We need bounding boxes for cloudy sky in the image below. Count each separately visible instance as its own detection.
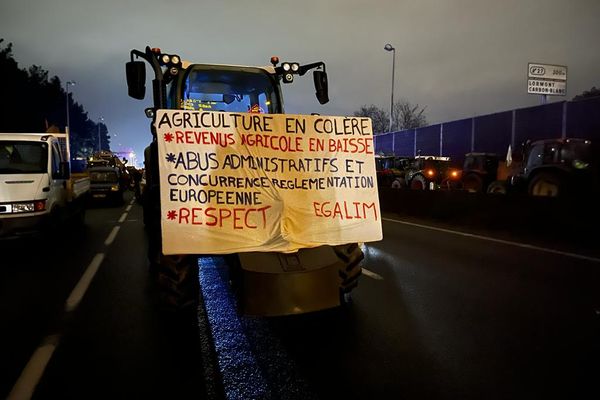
[1,0,599,165]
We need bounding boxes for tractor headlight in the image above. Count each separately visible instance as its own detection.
[291,63,299,72]
[161,54,170,64]
[171,55,180,65]
[282,63,291,72]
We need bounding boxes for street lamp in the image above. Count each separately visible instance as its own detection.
[97,116,104,152]
[65,81,76,134]
[384,43,395,132]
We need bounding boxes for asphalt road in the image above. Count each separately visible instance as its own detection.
[0,193,207,400]
[1,193,599,399]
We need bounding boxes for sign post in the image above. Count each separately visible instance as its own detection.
[527,62,567,104]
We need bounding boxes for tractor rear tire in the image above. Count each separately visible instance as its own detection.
[462,173,483,193]
[528,172,562,197]
[147,216,199,311]
[334,243,364,304]
[391,177,405,189]
[410,174,427,190]
[487,180,507,195]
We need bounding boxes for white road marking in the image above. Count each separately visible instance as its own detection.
[362,268,384,280]
[118,212,127,223]
[7,335,60,400]
[104,226,120,246]
[383,217,600,263]
[126,204,133,211]
[65,253,105,313]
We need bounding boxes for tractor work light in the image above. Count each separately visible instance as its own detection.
[171,55,180,65]
[284,73,294,83]
[291,63,299,72]
[169,67,179,75]
[161,54,171,64]
[282,63,291,72]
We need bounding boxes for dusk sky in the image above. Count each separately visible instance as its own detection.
[1,0,599,166]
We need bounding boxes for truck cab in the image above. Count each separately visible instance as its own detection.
[0,133,89,239]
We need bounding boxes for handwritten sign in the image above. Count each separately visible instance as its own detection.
[156,110,383,254]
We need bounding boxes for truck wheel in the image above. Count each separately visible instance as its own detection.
[487,180,507,194]
[334,243,364,304]
[528,172,561,197]
[410,174,427,190]
[462,173,483,192]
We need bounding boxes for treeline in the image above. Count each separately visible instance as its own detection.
[0,39,109,157]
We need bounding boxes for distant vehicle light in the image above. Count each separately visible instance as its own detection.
[451,170,459,178]
[111,185,120,191]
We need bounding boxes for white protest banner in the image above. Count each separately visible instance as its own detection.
[155,110,383,254]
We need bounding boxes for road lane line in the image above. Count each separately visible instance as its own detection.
[104,226,120,246]
[126,204,133,211]
[7,335,61,400]
[65,253,105,313]
[118,212,127,223]
[362,268,384,280]
[383,217,600,263]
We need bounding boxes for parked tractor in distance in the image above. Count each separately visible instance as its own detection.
[460,153,501,193]
[487,138,597,197]
[404,156,461,190]
[375,155,410,188]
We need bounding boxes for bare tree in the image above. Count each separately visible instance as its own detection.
[353,104,389,134]
[353,101,428,134]
[392,100,427,131]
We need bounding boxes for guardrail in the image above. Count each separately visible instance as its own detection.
[378,188,599,248]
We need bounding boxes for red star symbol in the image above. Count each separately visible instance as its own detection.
[164,133,174,142]
[167,210,177,220]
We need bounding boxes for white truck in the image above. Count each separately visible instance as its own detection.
[0,133,90,239]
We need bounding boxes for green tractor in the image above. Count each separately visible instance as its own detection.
[126,46,364,316]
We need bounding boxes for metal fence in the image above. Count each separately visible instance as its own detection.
[374,97,600,165]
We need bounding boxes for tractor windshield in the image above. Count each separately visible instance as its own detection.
[172,65,281,114]
[561,141,592,164]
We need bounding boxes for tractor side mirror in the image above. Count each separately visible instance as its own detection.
[126,61,146,100]
[313,70,329,104]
